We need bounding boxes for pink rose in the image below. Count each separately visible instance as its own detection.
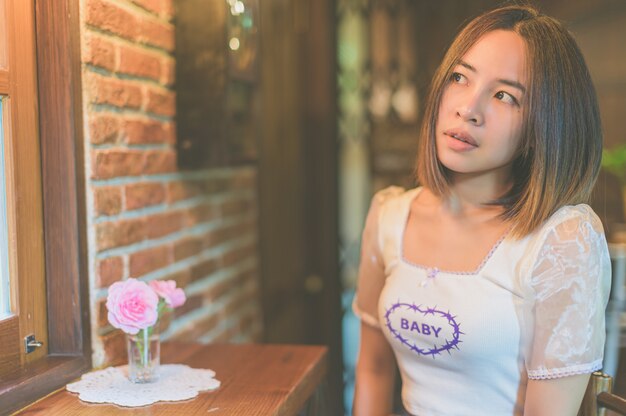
[149,280,186,308]
[106,279,159,335]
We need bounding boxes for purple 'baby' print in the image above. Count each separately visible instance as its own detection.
[385,302,463,358]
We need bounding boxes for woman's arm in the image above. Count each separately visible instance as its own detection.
[523,209,610,415]
[353,187,404,415]
[523,374,590,416]
[353,322,397,416]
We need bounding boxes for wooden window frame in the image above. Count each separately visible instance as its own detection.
[0,0,90,413]
[0,0,49,379]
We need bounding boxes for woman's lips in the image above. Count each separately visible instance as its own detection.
[443,129,478,147]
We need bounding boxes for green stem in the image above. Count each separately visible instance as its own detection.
[143,327,148,367]
[134,330,144,367]
[134,302,167,369]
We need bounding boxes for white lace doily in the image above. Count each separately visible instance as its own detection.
[66,364,220,407]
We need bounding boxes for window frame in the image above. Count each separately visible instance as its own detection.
[0,0,90,412]
[0,0,49,375]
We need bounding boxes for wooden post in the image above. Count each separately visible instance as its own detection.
[579,371,613,416]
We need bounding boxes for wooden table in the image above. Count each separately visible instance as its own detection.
[17,343,328,415]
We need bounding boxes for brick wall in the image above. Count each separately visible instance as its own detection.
[80,0,263,367]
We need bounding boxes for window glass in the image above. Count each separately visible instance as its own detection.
[0,97,10,318]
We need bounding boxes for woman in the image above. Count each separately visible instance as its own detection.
[352,5,611,415]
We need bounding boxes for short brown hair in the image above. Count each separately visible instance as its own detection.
[415,4,602,238]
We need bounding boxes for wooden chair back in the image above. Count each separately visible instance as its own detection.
[579,371,626,416]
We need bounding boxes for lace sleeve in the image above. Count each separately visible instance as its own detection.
[352,187,404,329]
[526,206,611,379]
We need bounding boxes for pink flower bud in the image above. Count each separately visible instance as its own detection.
[149,279,186,308]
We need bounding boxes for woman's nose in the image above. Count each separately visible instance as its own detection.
[456,98,484,126]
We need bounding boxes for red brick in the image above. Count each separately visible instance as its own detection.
[250,326,263,342]
[179,177,226,197]
[131,0,163,15]
[244,275,260,297]
[230,169,257,189]
[213,325,240,343]
[123,118,173,144]
[221,284,258,318]
[96,257,124,288]
[129,245,171,277]
[144,87,175,117]
[184,204,215,226]
[220,198,252,216]
[101,329,127,366]
[89,113,122,144]
[190,258,219,282]
[174,294,202,318]
[176,314,219,342]
[174,237,203,261]
[216,223,240,241]
[82,33,116,71]
[238,312,255,333]
[139,19,174,51]
[144,211,183,239]
[228,220,257,239]
[85,0,140,42]
[93,186,122,216]
[91,149,145,179]
[241,269,260,287]
[157,308,172,333]
[164,122,175,144]
[162,0,174,20]
[208,177,230,193]
[143,149,177,174]
[204,276,235,301]
[86,72,142,109]
[125,182,166,210]
[202,227,229,249]
[96,218,145,251]
[167,180,205,203]
[237,307,262,340]
[97,299,109,328]
[118,44,161,81]
[191,315,220,339]
[202,179,226,193]
[222,243,258,267]
[162,268,192,289]
[160,57,175,86]
[220,177,235,191]
[233,269,254,289]
[206,224,237,246]
[234,270,257,290]
[207,220,255,247]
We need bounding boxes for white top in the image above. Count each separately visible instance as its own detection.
[353,187,611,416]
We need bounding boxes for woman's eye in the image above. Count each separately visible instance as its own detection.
[495,91,519,106]
[451,72,467,84]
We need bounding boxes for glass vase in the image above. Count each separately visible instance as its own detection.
[127,326,160,383]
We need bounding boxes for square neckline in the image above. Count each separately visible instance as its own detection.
[398,187,510,276]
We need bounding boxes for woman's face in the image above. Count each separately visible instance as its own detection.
[436,30,527,183]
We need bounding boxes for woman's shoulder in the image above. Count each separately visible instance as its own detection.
[517,204,606,271]
[540,203,605,236]
[371,186,421,211]
[521,203,608,272]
